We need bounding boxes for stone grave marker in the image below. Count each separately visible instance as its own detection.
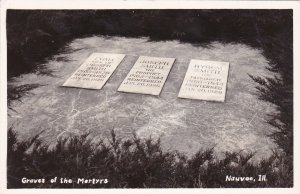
[118,56,175,95]
[178,59,230,102]
[62,53,125,89]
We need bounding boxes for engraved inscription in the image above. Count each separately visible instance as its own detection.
[62,53,125,89]
[178,60,230,102]
[118,56,175,95]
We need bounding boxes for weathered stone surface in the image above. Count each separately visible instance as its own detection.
[178,60,229,102]
[8,36,278,161]
[118,56,175,95]
[63,53,125,89]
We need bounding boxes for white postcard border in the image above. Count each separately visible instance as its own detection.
[1,1,299,194]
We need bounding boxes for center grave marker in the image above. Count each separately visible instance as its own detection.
[118,56,175,95]
[178,59,230,102]
[62,53,125,89]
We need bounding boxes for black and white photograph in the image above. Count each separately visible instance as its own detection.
[1,0,299,192]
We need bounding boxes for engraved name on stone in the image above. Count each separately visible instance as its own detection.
[178,59,230,102]
[118,56,175,95]
[62,53,125,89]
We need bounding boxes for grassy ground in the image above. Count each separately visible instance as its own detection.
[6,10,293,188]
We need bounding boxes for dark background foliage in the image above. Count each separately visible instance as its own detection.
[7,10,292,78]
[6,9,293,188]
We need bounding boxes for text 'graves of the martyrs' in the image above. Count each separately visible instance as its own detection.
[62,53,125,89]
[178,59,230,102]
[118,56,175,95]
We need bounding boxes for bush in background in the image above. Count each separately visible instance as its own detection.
[6,10,292,77]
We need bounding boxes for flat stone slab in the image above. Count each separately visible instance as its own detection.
[62,53,125,89]
[178,60,229,102]
[8,36,278,161]
[118,56,175,95]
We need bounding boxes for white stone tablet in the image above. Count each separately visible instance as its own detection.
[118,56,175,96]
[62,53,125,89]
[178,60,230,102]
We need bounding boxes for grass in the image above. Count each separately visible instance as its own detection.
[7,128,293,188]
